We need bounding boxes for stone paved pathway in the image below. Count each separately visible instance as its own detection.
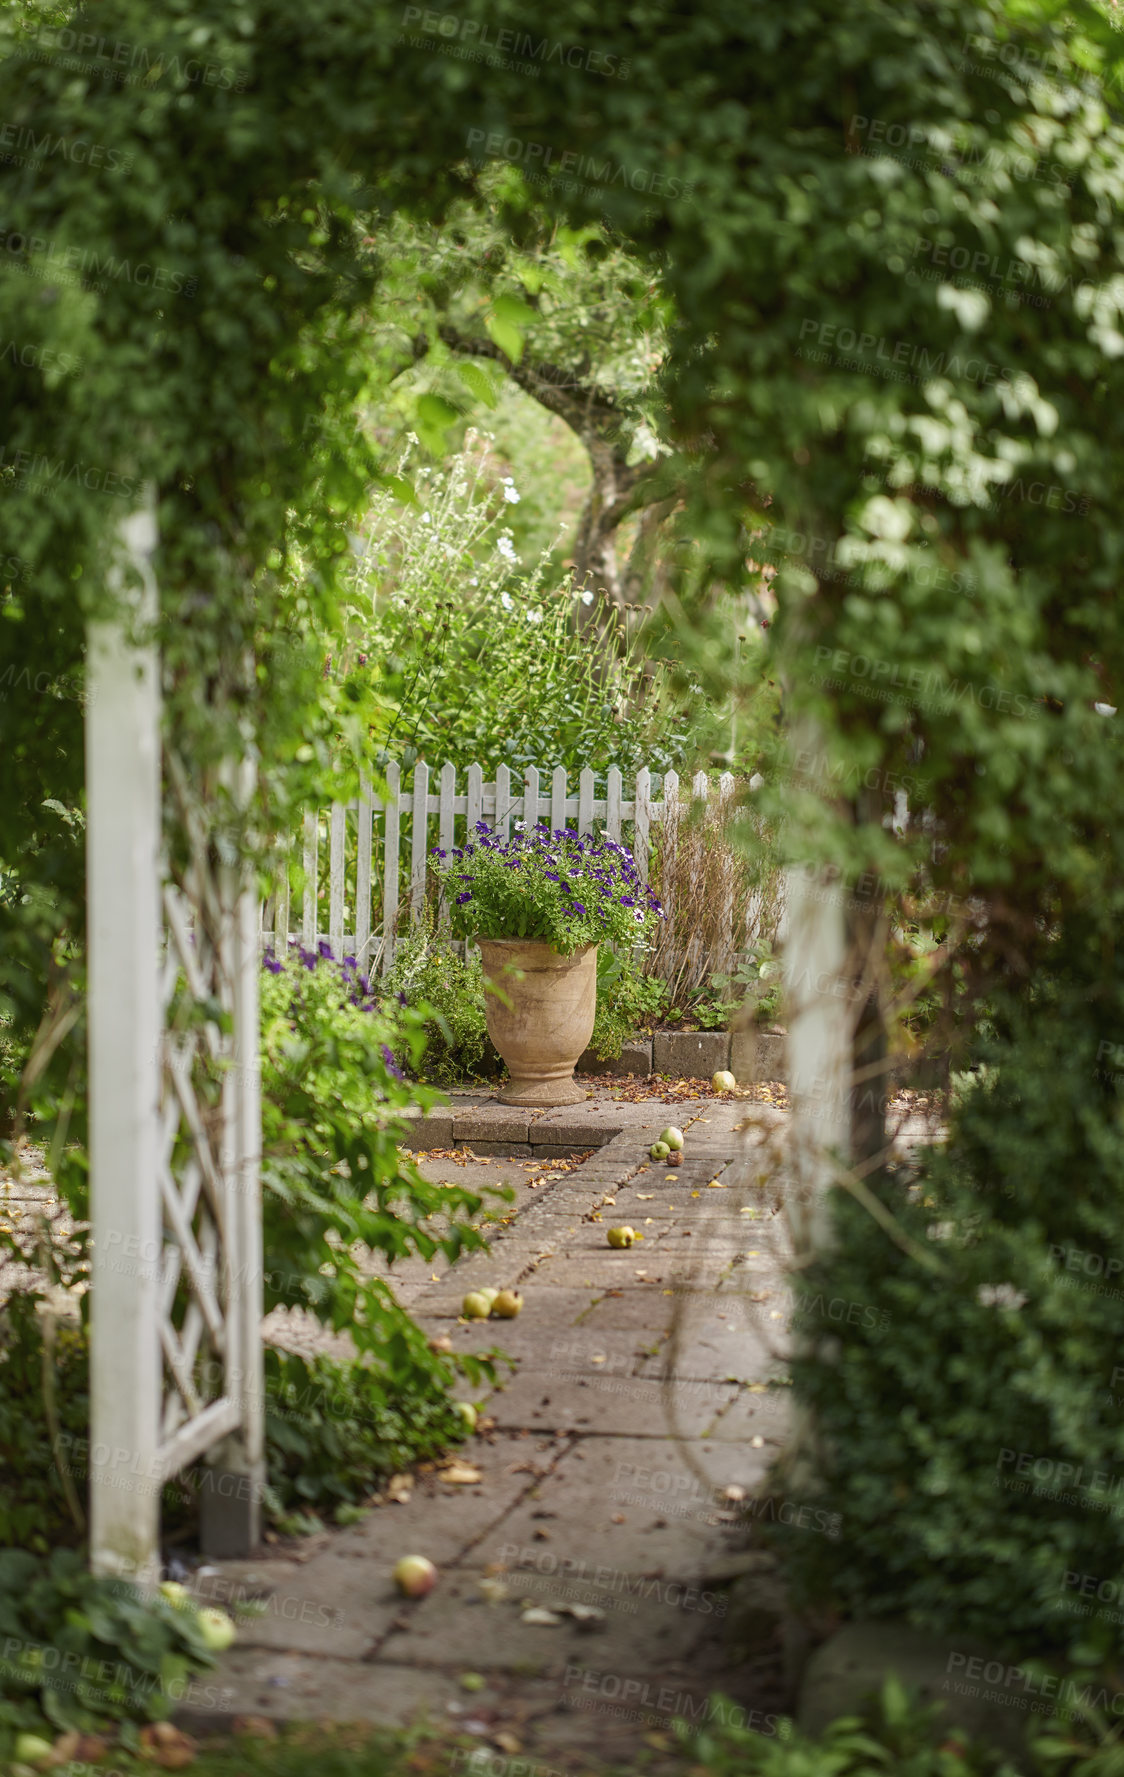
[183,1093,803,1767]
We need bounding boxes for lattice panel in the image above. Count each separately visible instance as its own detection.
[155,755,248,1471]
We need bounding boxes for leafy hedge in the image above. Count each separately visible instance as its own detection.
[771,918,1124,1658]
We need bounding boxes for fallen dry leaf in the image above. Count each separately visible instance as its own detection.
[139,1722,197,1768]
[386,1474,414,1503]
[440,1462,483,1485]
[493,1730,523,1754]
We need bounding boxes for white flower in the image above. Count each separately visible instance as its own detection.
[525,607,543,624]
[514,819,525,831]
[496,533,518,563]
[500,592,513,611]
[502,478,520,504]
[421,511,432,525]
[580,589,595,606]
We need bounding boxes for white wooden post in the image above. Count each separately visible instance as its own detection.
[606,765,622,842]
[524,765,539,832]
[551,765,567,834]
[201,751,264,1555]
[301,810,318,947]
[784,861,851,1256]
[494,764,512,841]
[356,774,373,965]
[329,801,346,957]
[467,761,484,839]
[410,760,430,925]
[634,766,651,884]
[438,761,456,854]
[578,766,595,835]
[86,496,162,1589]
[382,761,401,971]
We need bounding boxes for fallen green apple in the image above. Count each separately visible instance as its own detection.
[455,1401,478,1432]
[607,1226,637,1248]
[196,1606,236,1652]
[491,1289,523,1318]
[712,1070,736,1092]
[659,1126,685,1151]
[13,1735,54,1768]
[649,1141,670,1161]
[393,1554,438,1597]
[462,1291,492,1319]
[159,1580,190,1608]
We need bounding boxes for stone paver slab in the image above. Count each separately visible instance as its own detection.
[470,1434,766,1577]
[483,1367,739,1440]
[379,1563,714,1676]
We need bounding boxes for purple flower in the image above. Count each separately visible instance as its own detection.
[381,1043,405,1081]
[318,940,334,960]
[432,847,448,858]
[544,870,559,881]
[397,989,407,1007]
[263,955,283,975]
[456,890,473,904]
[571,902,587,915]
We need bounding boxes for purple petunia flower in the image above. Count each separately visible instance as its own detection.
[456,890,473,904]
[263,955,283,975]
[318,939,333,960]
[381,1043,405,1081]
[571,902,587,915]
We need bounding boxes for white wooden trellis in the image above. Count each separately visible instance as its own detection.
[85,499,263,1588]
[268,762,750,972]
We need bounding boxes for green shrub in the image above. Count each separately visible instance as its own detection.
[262,1346,467,1529]
[259,945,509,1424]
[381,914,491,1083]
[0,1549,218,1757]
[0,1296,88,1554]
[770,920,1124,1659]
[589,945,666,1061]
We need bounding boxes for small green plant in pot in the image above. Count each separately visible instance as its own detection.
[434,821,665,1105]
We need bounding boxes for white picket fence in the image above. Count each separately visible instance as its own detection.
[264,761,738,972]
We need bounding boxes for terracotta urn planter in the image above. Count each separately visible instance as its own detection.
[478,937,597,1106]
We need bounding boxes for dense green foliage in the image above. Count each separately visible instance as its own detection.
[381,913,494,1083]
[262,1346,468,1529]
[772,917,1124,1656]
[679,1675,1124,1777]
[0,1549,218,1755]
[0,1297,88,1554]
[341,442,684,777]
[259,945,507,1396]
